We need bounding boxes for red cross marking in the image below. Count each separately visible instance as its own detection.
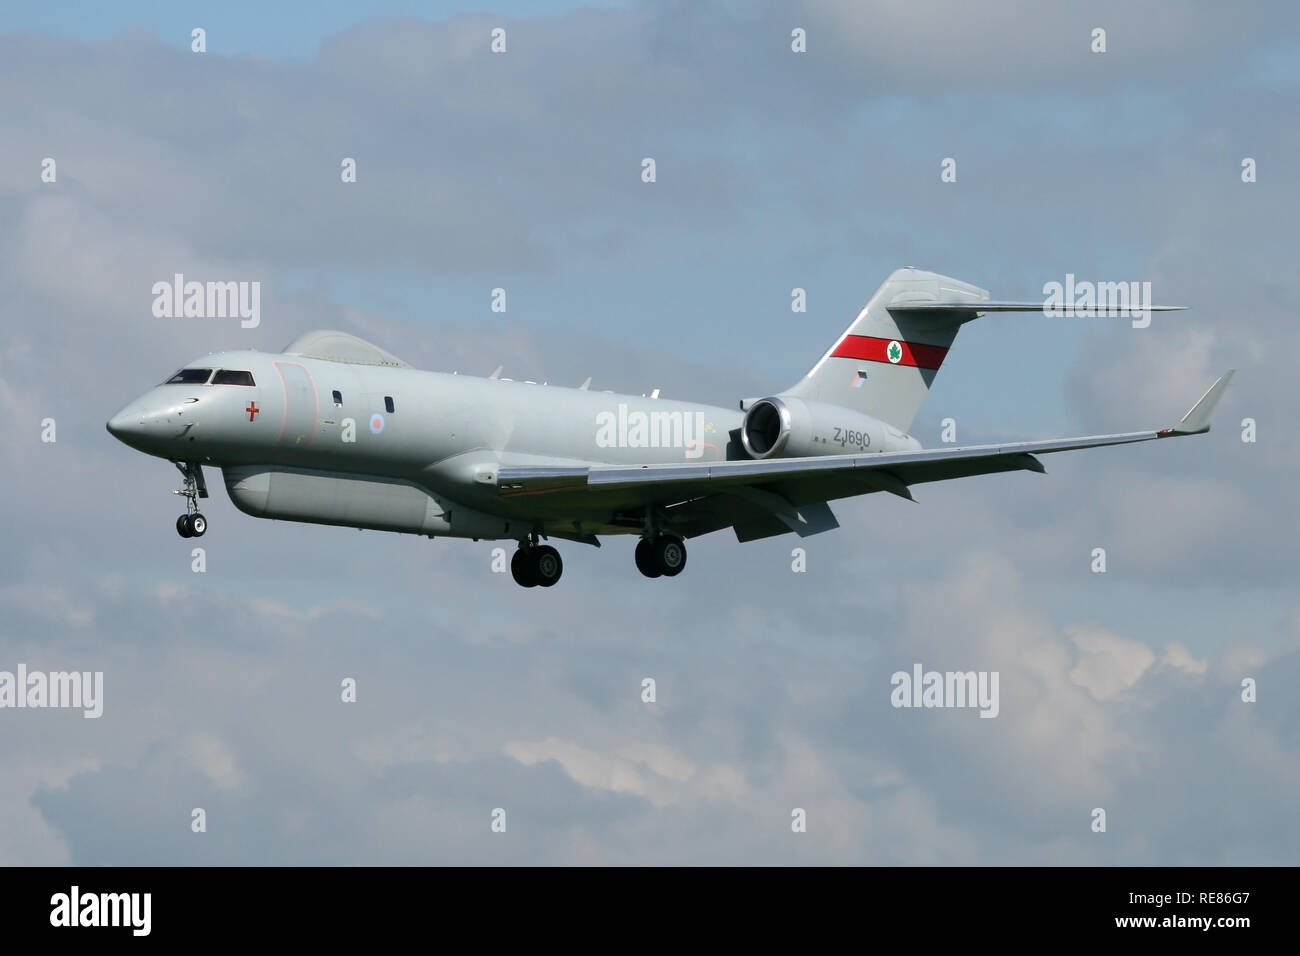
[246,402,260,422]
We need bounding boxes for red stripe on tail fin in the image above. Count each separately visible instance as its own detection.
[830,335,949,371]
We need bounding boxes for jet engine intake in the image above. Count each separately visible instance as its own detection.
[741,396,905,459]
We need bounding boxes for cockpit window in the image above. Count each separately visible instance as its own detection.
[212,369,256,386]
[164,368,213,385]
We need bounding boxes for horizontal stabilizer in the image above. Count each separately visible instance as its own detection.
[889,301,1186,316]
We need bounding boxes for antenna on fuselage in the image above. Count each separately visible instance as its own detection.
[488,365,503,380]
[578,377,592,390]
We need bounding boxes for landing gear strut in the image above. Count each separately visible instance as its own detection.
[511,534,562,587]
[172,461,209,538]
[635,535,686,578]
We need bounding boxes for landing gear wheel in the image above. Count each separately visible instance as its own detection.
[171,463,209,540]
[635,539,662,578]
[511,548,539,587]
[532,545,563,587]
[654,536,687,577]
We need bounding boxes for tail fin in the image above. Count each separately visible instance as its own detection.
[781,267,987,432]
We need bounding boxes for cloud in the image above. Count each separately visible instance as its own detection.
[1068,625,1156,701]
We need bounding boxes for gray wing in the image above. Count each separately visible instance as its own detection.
[499,371,1233,540]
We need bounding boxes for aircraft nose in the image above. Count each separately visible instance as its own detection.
[106,404,145,442]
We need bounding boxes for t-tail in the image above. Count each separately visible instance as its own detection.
[780,266,1184,432]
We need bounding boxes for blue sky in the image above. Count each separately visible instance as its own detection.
[11,1,631,59]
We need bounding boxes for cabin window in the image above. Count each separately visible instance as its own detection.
[212,369,256,386]
[384,396,395,413]
[164,368,213,385]
[332,390,343,406]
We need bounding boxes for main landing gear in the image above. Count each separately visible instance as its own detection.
[635,535,687,578]
[511,534,563,588]
[172,461,209,538]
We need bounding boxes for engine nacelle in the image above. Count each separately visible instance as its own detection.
[740,396,912,459]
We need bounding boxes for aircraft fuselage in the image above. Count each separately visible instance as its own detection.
[107,349,777,541]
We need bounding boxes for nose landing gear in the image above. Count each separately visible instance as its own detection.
[176,513,207,538]
[172,461,209,538]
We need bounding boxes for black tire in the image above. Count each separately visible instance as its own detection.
[654,536,687,577]
[511,548,538,587]
[189,513,207,537]
[177,514,193,538]
[635,538,662,578]
[532,545,563,587]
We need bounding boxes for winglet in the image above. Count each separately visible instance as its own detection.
[1167,370,1235,435]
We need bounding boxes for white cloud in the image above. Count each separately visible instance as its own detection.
[1068,625,1156,701]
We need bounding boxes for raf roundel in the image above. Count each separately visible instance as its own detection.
[886,340,904,364]
[369,413,385,434]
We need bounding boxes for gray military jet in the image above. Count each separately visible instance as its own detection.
[107,268,1232,587]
